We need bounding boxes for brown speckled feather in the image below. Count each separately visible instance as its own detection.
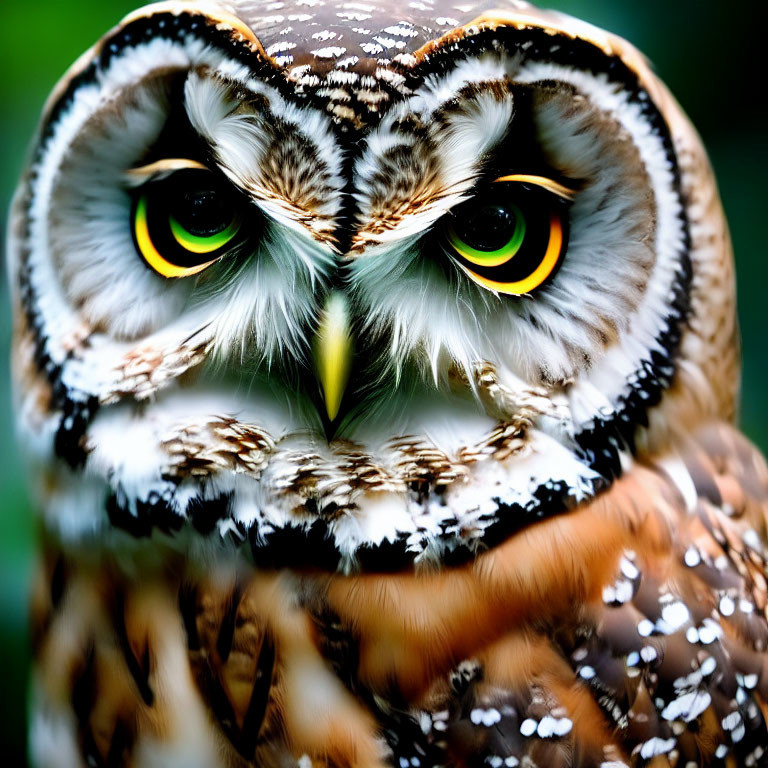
[32,422,768,767]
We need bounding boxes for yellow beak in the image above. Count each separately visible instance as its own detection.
[314,292,353,422]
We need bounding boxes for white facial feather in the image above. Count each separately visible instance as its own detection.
[23,38,345,401]
[515,61,685,406]
[37,382,599,572]
[22,36,221,365]
[205,225,328,364]
[185,71,346,234]
[354,56,515,244]
[351,53,683,399]
[409,53,511,112]
[50,80,190,339]
[350,240,491,386]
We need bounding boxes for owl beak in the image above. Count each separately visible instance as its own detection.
[314,292,353,423]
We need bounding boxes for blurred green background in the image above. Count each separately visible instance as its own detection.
[0,0,765,763]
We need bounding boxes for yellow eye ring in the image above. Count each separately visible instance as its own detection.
[130,165,243,279]
[134,195,220,278]
[444,176,571,296]
[493,174,575,201]
[457,212,564,295]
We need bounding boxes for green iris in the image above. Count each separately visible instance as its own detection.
[131,166,245,278]
[448,202,526,267]
[443,181,569,296]
[169,214,240,254]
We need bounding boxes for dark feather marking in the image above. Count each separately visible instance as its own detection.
[50,556,67,609]
[178,582,201,651]
[187,586,275,761]
[194,633,275,760]
[112,591,154,706]
[237,632,276,758]
[71,641,102,766]
[312,607,360,691]
[71,641,97,730]
[204,668,241,750]
[312,606,445,766]
[105,719,133,768]
[106,485,153,539]
[216,584,242,663]
[187,493,231,535]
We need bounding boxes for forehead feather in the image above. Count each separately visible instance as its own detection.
[99,0,654,126]
[42,0,661,137]
[227,0,651,83]
[232,0,488,65]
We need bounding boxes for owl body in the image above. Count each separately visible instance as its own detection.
[10,1,768,766]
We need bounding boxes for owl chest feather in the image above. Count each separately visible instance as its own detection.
[30,422,768,767]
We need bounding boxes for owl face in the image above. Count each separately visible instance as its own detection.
[9,0,733,570]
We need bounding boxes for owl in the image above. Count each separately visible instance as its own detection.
[8,0,768,766]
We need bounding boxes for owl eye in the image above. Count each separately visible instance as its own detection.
[445,175,573,295]
[131,163,244,278]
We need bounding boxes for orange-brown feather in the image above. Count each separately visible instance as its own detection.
[32,421,768,766]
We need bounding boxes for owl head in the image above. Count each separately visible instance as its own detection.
[9,0,737,571]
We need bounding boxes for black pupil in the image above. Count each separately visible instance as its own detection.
[454,202,517,251]
[171,181,232,237]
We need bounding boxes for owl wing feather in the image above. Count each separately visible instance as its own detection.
[31,421,768,767]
